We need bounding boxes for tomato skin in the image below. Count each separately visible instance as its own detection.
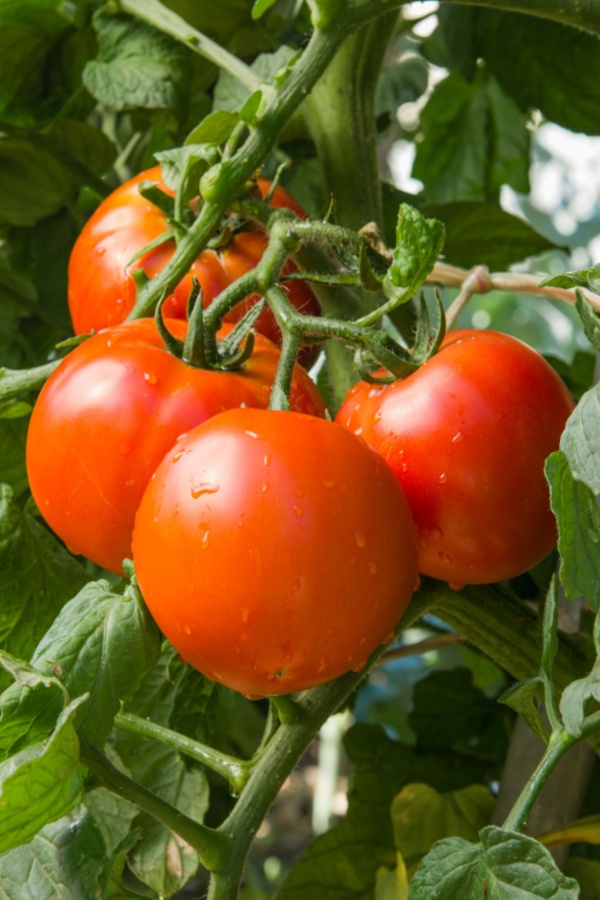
[26,320,325,576]
[68,168,319,347]
[132,409,418,697]
[336,329,575,586]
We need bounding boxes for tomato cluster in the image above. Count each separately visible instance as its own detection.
[67,167,319,349]
[26,168,575,697]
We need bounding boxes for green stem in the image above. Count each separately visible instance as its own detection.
[304,11,399,231]
[502,730,577,832]
[0,361,61,401]
[125,17,357,322]
[79,739,225,869]
[118,0,261,91]
[115,712,253,794]
[204,590,438,899]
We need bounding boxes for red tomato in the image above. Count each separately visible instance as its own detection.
[336,329,575,586]
[26,319,325,576]
[68,168,319,348]
[132,409,418,697]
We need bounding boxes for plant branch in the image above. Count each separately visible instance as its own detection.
[80,739,225,869]
[0,361,61,402]
[114,712,253,794]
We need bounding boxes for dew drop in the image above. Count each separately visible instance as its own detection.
[184,624,192,635]
[413,574,421,591]
[96,246,106,257]
[400,462,409,473]
[322,477,335,488]
[245,430,259,439]
[291,578,301,595]
[293,504,303,518]
[355,531,366,549]
[317,659,327,674]
[263,453,271,466]
[437,550,452,564]
[262,482,270,494]
[351,658,367,673]
[191,481,220,498]
[172,450,184,463]
[452,431,464,443]
[448,582,465,591]
[105,339,112,348]
[118,442,131,456]
[368,560,378,575]
[439,473,447,483]
[144,371,157,385]
[354,426,363,436]
[430,525,443,540]
[241,608,249,623]
[200,529,210,550]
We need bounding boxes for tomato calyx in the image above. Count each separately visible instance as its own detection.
[354,292,447,384]
[154,278,261,372]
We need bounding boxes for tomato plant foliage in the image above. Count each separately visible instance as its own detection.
[1,1,600,898]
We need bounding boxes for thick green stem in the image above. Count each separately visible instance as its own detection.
[203,590,438,899]
[114,712,253,795]
[80,739,225,869]
[305,12,399,231]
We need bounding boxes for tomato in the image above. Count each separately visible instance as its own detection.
[68,168,319,349]
[336,329,575,586]
[132,409,418,697]
[26,319,325,576]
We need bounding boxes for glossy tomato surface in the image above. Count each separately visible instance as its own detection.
[132,409,418,697]
[68,168,319,347]
[336,329,575,586]
[26,319,325,575]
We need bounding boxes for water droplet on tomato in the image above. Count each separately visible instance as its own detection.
[118,442,131,456]
[382,631,395,645]
[439,473,447,483]
[317,659,327,673]
[96,246,106,257]
[245,430,259,439]
[144,371,157,385]
[262,482,270,494]
[400,462,408,472]
[184,624,192,635]
[105,339,112,348]
[293,504,303,518]
[244,693,263,701]
[172,450,184,463]
[191,481,220,498]
[354,426,363,436]
[263,454,271,466]
[448,582,465,591]
[430,525,443,540]
[322,477,335,488]
[199,529,210,549]
[241,608,249,623]
[368,561,378,575]
[437,550,452,564]
[352,658,367,673]
[413,574,421,591]
[355,531,366,548]
[452,431,464,443]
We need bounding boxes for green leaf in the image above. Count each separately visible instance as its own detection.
[50,119,116,176]
[83,11,189,113]
[20,578,162,747]
[0,695,86,853]
[499,679,549,745]
[574,290,600,354]
[560,655,600,739]
[0,653,66,762]
[252,0,278,21]
[0,809,109,900]
[546,452,600,610]
[565,858,600,900]
[0,0,71,123]
[0,484,89,665]
[213,45,298,113]
[185,109,240,145]
[0,132,78,226]
[279,724,493,900]
[409,826,579,898]
[423,201,558,270]
[391,783,494,875]
[413,69,530,205]
[474,11,600,136]
[375,854,409,900]
[559,383,600,495]
[541,264,600,296]
[239,89,263,125]
[0,417,29,497]
[540,576,559,677]
[383,204,444,304]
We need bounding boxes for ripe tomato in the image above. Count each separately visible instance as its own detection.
[26,319,325,576]
[68,168,319,348]
[336,329,575,586]
[132,409,418,697]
